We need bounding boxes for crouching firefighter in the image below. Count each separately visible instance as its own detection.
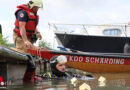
[13,0,43,53]
[42,55,84,79]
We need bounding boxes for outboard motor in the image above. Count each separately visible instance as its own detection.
[124,38,130,53]
[124,43,130,53]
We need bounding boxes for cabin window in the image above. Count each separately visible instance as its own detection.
[103,28,121,36]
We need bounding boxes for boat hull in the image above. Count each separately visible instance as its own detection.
[55,33,130,53]
[0,47,28,84]
[28,49,130,73]
[66,61,130,73]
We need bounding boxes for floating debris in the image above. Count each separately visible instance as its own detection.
[79,83,91,90]
[98,76,106,87]
[98,76,106,82]
[71,77,78,87]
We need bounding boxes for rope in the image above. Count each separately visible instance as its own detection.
[37,48,42,74]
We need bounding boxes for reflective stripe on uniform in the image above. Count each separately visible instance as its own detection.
[48,72,51,78]
[42,72,52,78]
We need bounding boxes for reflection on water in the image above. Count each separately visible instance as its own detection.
[4,73,130,90]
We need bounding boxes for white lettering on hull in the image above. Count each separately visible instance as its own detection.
[68,56,125,65]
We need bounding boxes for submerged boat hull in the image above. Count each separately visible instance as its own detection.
[28,49,130,73]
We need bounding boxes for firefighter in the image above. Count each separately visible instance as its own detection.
[13,0,43,53]
[42,55,75,78]
[42,55,93,79]
[13,0,44,83]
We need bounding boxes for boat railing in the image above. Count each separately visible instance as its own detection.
[48,23,130,37]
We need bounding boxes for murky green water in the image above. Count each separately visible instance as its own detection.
[4,73,130,90]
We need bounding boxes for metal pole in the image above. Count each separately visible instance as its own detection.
[0,24,2,34]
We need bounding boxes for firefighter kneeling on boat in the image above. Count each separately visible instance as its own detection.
[13,0,47,53]
[42,55,93,79]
